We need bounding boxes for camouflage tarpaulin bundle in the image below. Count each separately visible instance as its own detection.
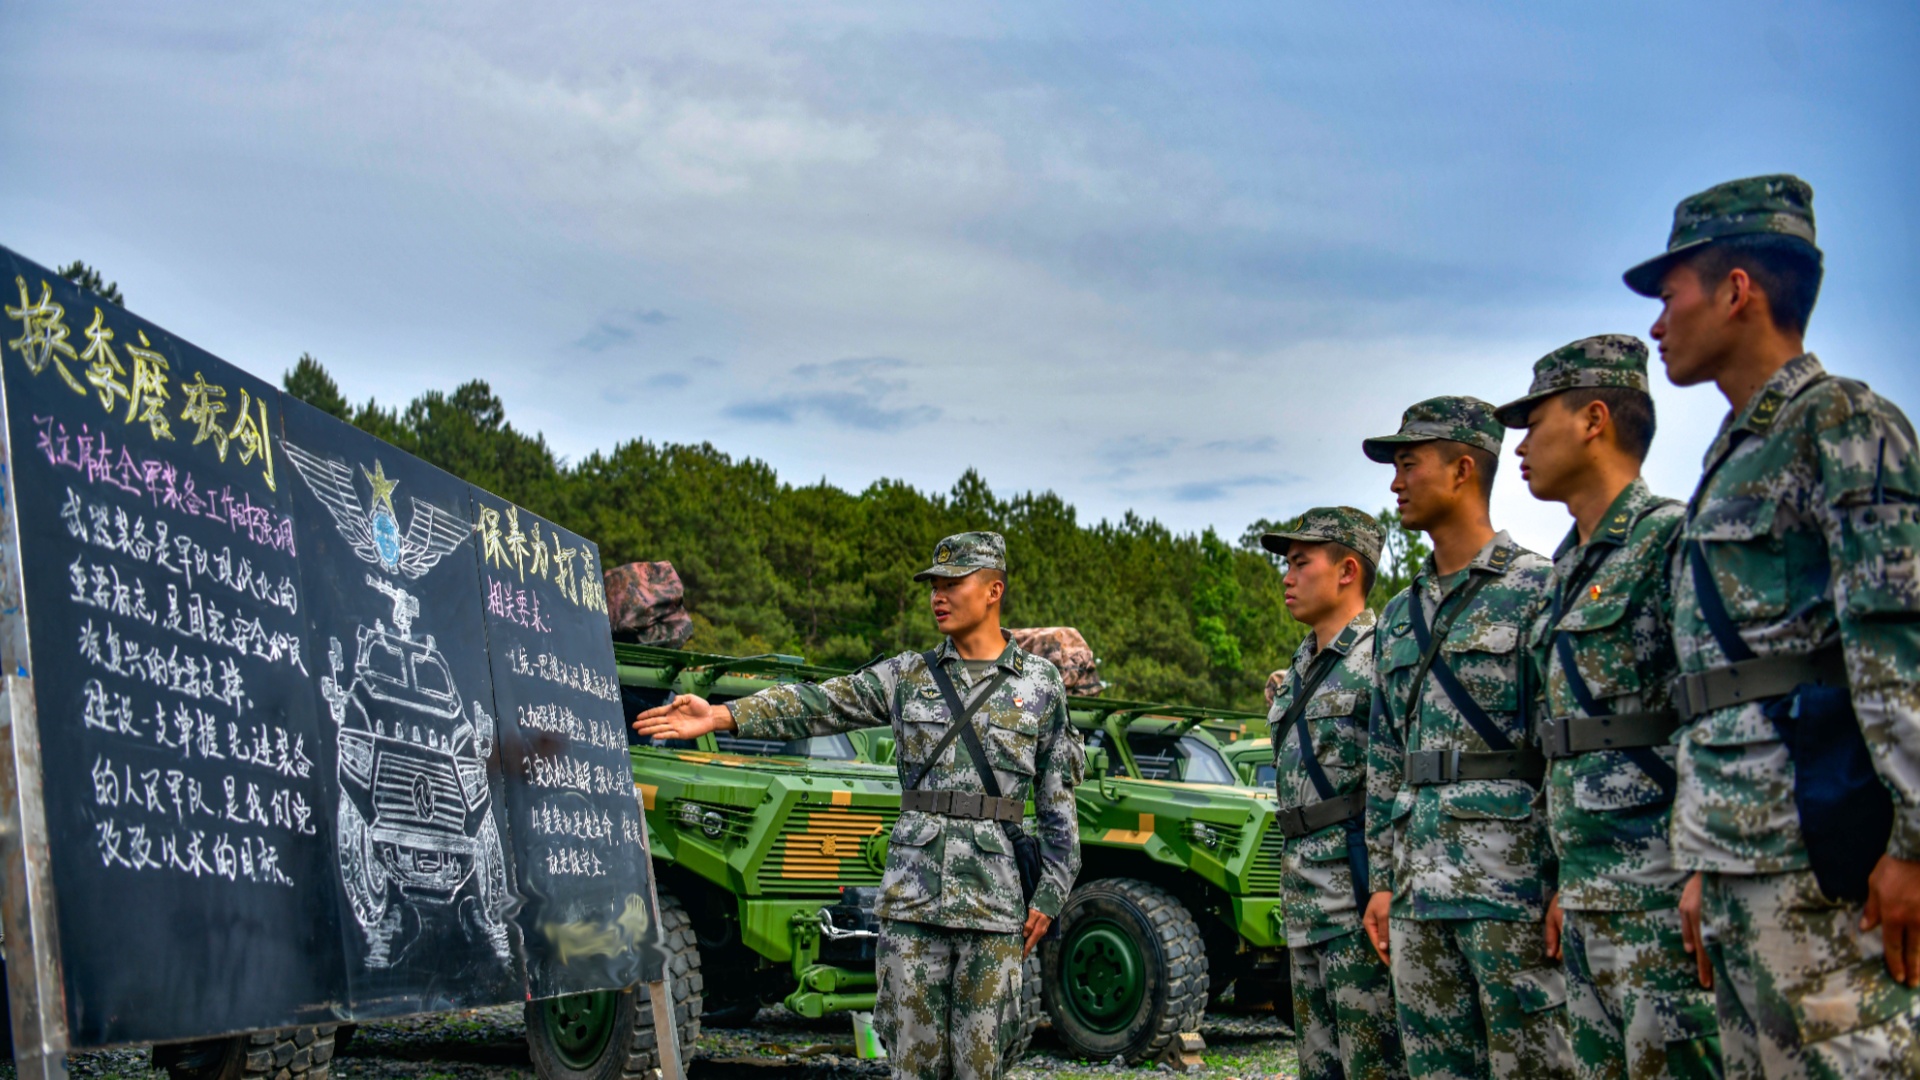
[1009,626,1104,695]
[604,560,694,646]
[1264,668,1290,707]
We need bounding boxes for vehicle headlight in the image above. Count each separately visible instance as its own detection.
[700,810,725,839]
[338,734,374,785]
[456,759,488,804]
[1188,821,1219,848]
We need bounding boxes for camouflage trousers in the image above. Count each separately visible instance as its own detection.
[874,919,1025,1080]
[1561,907,1721,1080]
[1291,928,1408,1080]
[1700,869,1920,1078]
[1390,915,1574,1080]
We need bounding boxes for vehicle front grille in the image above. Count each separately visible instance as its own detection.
[373,751,467,833]
[1245,822,1284,895]
[753,804,898,896]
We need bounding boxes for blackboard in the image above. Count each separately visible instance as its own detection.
[0,245,656,1050]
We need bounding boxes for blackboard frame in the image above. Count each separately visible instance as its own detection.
[0,246,667,1079]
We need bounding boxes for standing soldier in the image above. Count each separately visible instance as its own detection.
[1263,507,1408,1080]
[1495,335,1723,1078]
[632,532,1083,1080]
[1359,397,1573,1080]
[1627,175,1920,1074]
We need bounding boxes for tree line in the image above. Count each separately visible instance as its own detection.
[58,253,1429,712]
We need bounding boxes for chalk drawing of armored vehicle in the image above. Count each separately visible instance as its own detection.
[321,578,513,968]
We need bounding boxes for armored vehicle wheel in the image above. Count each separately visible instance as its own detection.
[152,1026,339,1080]
[336,795,388,930]
[1006,949,1044,1064]
[526,891,702,1080]
[1040,878,1207,1064]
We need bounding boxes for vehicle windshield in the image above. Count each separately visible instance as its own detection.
[1089,730,1237,785]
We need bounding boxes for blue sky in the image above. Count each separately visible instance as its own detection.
[3,2,1915,553]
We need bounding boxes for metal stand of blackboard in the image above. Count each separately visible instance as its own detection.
[0,412,72,1080]
[632,791,683,1080]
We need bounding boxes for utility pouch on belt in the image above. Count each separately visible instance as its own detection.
[1684,538,1889,901]
[921,653,1052,928]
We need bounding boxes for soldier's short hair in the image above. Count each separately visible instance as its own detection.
[1322,541,1378,597]
[1683,233,1824,335]
[1434,439,1498,501]
[1558,386,1657,462]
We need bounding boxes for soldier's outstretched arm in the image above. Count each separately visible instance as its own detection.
[633,662,898,743]
[1817,399,1920,984]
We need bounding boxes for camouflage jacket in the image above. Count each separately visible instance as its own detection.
[1269,608,1377,945]
[1527,478,1688,912]
[1366,532,1557,922]
[729,632,1085,932]
[1671,354,1920,872]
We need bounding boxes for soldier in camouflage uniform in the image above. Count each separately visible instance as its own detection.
[1495,336,1723,1078]
[1262,507,1408,1080]
[1626,175,1920,1076]
[1360,397,1573,1080]
[633,532,1084,1080]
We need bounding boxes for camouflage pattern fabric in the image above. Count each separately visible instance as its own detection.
[1363,396,1507,463]
[1262,504,1388,567]
[729,631,1084,931]
[1561,908,1720,1080]
[1009,626,1104,695]
[874,919,1026,1080]
[1271,608,1380,944]
[1625,174,1818,296]
[1292,928,1408,1080]
[602,560,693,646]
[1389,916,1573,1079]
[1670,355,1920,875]
[1701,870,1920,1077]
[914,531,1009,581]
[1365,532,1557,922]
[1494,335,1655,429]
[1529,478,1690,913]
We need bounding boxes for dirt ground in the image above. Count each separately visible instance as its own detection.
[6,1004,1299,1080]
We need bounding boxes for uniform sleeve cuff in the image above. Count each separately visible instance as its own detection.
[1887,808,1920,863]
[728,699,773,738]
[1031,883,1066,918]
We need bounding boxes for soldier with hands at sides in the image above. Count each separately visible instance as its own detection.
[633,532,1083,1080]
[1359,398,1573,1079]
[1497,335,1723,1078]
[1628,175,1920,1075]
[1263,507,1408,1080]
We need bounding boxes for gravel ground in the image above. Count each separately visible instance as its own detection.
[0,1005,1297,1080]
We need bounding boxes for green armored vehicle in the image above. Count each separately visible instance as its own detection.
[1223,736,1276,789]
[528,644,1287,1074]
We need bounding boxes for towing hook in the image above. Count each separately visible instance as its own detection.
[817,908,878,940]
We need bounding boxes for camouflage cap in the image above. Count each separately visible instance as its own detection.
[1260,506,1384,568]
[1623,174,1818,297]
[912,531,1008,582]
[1361,396,1504,464]
[1493,334,1651,428]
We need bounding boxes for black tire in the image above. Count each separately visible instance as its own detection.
[152,1026,339,1080]
[1005,949,1044,1064]
[1040,878,1208,1064]
[525,891,702,1080]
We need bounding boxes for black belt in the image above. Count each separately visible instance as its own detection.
[1274,789,1366,839]
[900,788,1023,823]
[1405,748,1545,785]
[1669,646,1847,722]
[1538,711,1681,759]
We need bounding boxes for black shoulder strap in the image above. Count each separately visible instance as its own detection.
[917,652,1014,795]
[1279,635,1363,801]
[1548,542,1678,798]
[1405,570,1507,751]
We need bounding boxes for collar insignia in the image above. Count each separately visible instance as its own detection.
[1487,545,1513,572]
[1750,389,1786,431]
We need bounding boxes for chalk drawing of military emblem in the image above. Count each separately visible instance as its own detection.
[284,441,514,968]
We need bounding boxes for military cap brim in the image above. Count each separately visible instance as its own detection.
[912,564,985,583]
[1259,529,1377,567]
[1361,432,1435,464]
[1622,237,1715,298]
[1493,390,1556,430]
